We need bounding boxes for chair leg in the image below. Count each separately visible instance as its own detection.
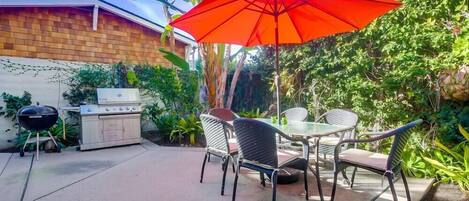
[271,171,278,201]
[401,169,411,201]
[231,157,236,173]
[260,172,266,187]
[200,152,208,183]
[330,170,339,201]
[304,167,309,200]
[207,153,211,162]
[221,158,229,195]
[232,164,240,201]
[350,167,357,188]
[387,175,398,201]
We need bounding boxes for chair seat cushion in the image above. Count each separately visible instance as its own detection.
[339,149,388,171]
[319,137,341,146]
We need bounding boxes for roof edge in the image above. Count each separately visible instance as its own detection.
[0,0,196,46]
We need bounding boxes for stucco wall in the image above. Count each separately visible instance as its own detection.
[0,7,186,65]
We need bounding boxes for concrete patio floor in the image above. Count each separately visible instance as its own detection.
[0,140,433,201]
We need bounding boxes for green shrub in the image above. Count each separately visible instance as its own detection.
[1,91,32,122]
[170,114,202,145]
[63,65,113,106]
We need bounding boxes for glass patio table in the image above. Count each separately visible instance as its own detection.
[255,118,354,201]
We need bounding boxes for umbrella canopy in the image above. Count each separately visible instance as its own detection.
[171,0,401,121]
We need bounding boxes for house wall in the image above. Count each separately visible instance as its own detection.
[0,7,187,65]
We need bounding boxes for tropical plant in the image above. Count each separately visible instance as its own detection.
[63,65,112,106]
[1,91,32,122]
[170,114,203,145]
[423,125,469,193]
[153,113,180,139]
[0,91,32,134]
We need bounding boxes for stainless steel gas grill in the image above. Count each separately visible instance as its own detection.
[79,88,142,151]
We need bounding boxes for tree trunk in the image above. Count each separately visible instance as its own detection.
[217,45,231,108]
[227,51,247,109]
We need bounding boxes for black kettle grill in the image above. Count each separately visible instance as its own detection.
[17,103,61,159]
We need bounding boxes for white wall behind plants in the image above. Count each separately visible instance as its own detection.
[0,56,83,150]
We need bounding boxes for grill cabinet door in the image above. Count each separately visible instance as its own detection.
[100,115,124,141]
[122,114,141,139]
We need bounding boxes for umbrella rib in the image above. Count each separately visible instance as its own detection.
[361,0,401,6]
[245,3,269,46]
[197,0,258,42]
[172,0,239,24]
[281,0,304,43]
[304,1,360,30]
[279,1,307,14]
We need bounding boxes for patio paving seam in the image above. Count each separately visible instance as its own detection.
[32,146,149,201]
[0,152,13,177]
[20,154,35,201]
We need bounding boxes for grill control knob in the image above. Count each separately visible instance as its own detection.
[87,109,92,112]
[105,108,110,111]
[119,107,123,111]
[126,107,130,110]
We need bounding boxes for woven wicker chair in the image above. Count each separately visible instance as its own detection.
[282,107,308,122]
[199,114,238,196]
[232,118,322,201]
[208,108,240,122]
[209,108,240,140]
[314,109,358,160]
[330,119,423,201]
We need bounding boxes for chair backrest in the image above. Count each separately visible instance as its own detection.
[282,107,308,122]
[200,114,231,154]
[386,119,423,170]
[233,118,279,168]
[208,108,239,122]
[323,109,358,127]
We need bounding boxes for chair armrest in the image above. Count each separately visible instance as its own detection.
[333,131,395,161]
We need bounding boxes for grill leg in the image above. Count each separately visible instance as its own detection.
[23,131,32,150]
[48,131,59,146]
[36,132,40,161]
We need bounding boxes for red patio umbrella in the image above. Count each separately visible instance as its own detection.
[170,0,401,121]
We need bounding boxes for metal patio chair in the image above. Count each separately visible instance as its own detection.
[314,109,359,160]
[232,118,321,201]
[208,108,240,122]
[199,114,238,196]
[330,119,423,201]
[282,107,308,122]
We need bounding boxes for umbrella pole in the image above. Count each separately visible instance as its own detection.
[274,5,281,126]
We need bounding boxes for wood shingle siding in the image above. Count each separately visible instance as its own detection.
[0,7,186,65]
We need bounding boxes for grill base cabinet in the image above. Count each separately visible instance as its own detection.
[80,114,142,150]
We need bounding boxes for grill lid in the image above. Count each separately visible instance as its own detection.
[17,103,58,131]
[17,103,58,116]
